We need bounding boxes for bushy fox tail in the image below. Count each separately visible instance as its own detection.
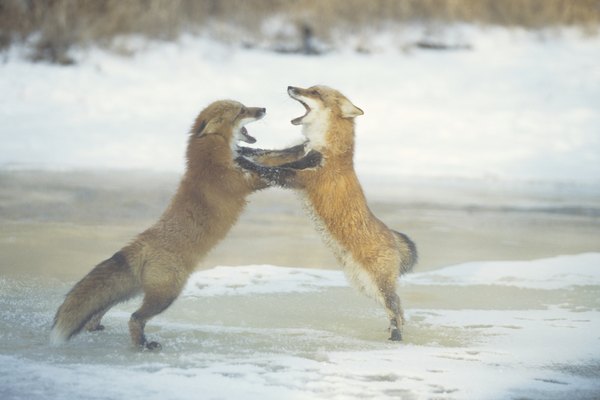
[50,251,138,346]
[393,231,418,275]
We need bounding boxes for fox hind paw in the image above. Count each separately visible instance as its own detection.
[86,324,105,332]
[389,328,402,341]
[145,341,162,351]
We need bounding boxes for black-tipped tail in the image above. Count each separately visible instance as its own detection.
[50,251,138,345]
[393,231,417,275]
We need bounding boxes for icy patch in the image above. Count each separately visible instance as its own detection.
[404,253,600,289]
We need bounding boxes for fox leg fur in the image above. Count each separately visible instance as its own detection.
[129,268,187,350]
[235,150,321,187]
[84,308,109,332]
[238,143,307,166]
[383,291,404,341]
[129,293,177,350]
[374,275,404,341]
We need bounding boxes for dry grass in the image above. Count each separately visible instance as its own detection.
[1,0,599,63]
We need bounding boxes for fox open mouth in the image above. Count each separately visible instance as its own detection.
[238,108,265,144]
[291,99,311,126]
[240,126,256,144]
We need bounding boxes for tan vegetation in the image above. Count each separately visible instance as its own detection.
[1,0,599,62]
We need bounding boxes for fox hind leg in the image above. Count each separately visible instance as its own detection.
[354,268,404,341]
[345,259,405,341]
[85,286,140,333]
[373,269,404,341]
[129,271,187,351]
[129,289,180,351]
[84,308,109,332]
[129,264,190,350]
[383,290,404,341]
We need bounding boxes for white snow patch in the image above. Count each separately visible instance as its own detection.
[404,253,600,289]
[184,253,600,297]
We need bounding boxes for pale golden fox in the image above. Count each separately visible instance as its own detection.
[51,100,315,350]
[237,86,417,341]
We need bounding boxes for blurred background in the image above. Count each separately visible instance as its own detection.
[1,0,599,64]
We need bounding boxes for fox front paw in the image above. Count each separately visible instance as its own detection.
[237,147,264,157]
[280,150,322,170]
[235,156,258,171]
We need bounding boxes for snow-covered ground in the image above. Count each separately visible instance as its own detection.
[1,254,599,399]
[1,27,599,186]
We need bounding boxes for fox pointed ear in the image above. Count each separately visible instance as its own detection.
[194,120,207,136]
[340,99,364,119]
[194,118,223,136]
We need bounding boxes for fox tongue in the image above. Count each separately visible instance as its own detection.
[240,126,256,144]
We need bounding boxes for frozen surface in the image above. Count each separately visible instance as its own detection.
[1,254,599,399]
[1,27,599,185]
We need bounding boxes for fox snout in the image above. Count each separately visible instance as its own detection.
[238,106,265,144]
[242,107,266,120]
[287,86,317,98]
[254,107,266,118]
